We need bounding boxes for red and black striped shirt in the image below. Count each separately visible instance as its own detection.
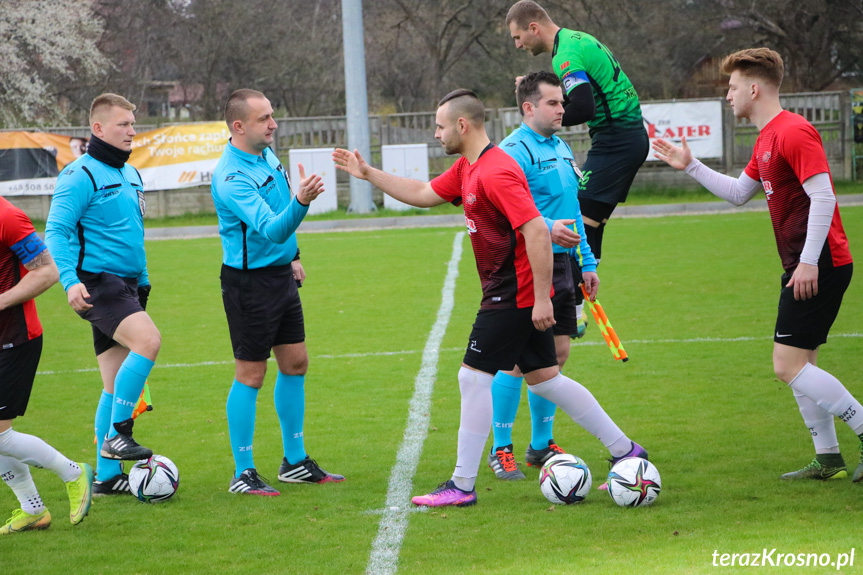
[745,111,852,273]
[431,145,544,309]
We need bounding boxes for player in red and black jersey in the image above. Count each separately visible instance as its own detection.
[653,48,861,483]
[0,197,93,534]
[334,89,644,507]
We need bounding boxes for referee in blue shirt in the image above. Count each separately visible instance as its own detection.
[47,94,161,496]
[487,72,646,480]
[212,89,344,496]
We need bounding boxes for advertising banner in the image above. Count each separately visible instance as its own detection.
[641,100,724,161]
[0,122,229,195]
[129,122,228,191]
[0,132,88,195]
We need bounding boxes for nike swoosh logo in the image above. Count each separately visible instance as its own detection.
[0,406,7,410]
[775,333,792,338]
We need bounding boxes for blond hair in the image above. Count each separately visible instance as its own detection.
[89,93,136,124]
[720,48,784,88]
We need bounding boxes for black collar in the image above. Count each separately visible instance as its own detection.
[87,134,131,169]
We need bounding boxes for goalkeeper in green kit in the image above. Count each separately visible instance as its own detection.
[506,1,648,266]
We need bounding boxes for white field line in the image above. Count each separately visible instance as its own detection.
[364,231,464,575]
[36,333,863,377]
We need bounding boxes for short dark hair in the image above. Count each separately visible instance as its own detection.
[506,0,552,29]
[224,89,267,126]
[437,89,486,126]
[720,48,784,88]
[516,71,561,116]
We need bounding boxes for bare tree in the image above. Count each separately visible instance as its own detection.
[715,0,863,92]
[366,0,512,111]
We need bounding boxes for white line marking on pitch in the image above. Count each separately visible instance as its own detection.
[36,333,862,376]
[365,231,464,575]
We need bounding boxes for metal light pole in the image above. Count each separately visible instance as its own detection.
[342,0,376,213]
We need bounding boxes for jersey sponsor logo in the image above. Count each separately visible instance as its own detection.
[762,151,771,163]
[224,175,236,181]
[839,405,857,423]
[469,339,481,353]
[763,180,774,200]
[465,215,477,234]
[63,168,75,176]
[465,192,476,205]
[560,60,570,71]
[578,169,592,188]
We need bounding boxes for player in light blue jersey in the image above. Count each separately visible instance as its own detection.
[489,71,646,480]
[46,94,161,495]
[212,89,343,496]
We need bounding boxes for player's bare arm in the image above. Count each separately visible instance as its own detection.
[332,148,446,208]
[519,216,555,331]
[652,136,693,170]
[0,249,59,311]
[294,162,325,206]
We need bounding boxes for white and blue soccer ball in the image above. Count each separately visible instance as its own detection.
[539,453,592,504]
[607,457,661,508]
[129,455,180,503]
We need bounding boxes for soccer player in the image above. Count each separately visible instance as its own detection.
[46,94,160,496]
[652,48,861,482]
[0,196,93,534]
[506,0,648,266]
[487,70,601,480]
[333,89,646,507]
[212,89,343,496]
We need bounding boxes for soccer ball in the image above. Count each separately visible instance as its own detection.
[539,453,592,504]
[128,455,180,503]
[607,457,661,508]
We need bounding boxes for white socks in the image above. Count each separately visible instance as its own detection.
[0,454,45,514]
[0,428,81,482]
[793,391,840,453]
[789,363,863,436]
[451,367,494,492]
[529,373,628,454]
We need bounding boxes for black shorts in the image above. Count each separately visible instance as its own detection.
[462,308,557,375]
[580,126,648,206]
[221,264,305,362]
[552,254,579,337]
[775,263,852,350]
[0,336,42,419]
[77,272,144,356]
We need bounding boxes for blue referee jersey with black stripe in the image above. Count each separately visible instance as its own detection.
[46,154,148,291]
[211,141,308,270]
[500,123,597,272]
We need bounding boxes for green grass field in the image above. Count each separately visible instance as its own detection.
[3,207,862,574]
